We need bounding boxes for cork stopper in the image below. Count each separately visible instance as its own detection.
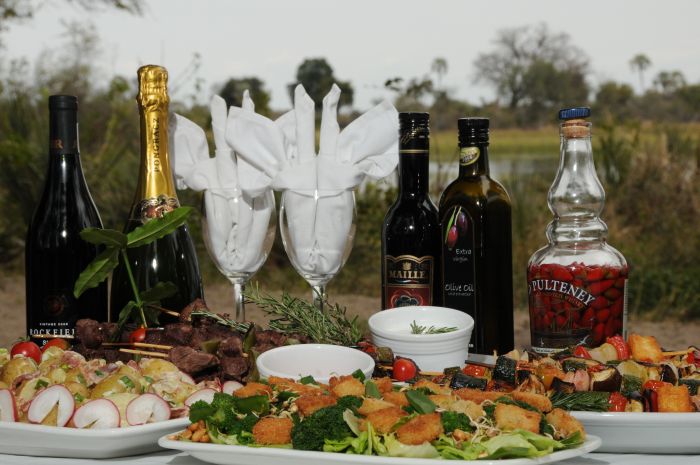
[561,119,591,138]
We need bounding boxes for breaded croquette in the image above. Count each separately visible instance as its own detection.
[494,403,541,434]
[357,397,395,416]
[454,388,504,404]
[361,406,408,434]
[396,413,444,445]
[234,382,273,398]
[545,408,586,440]
[295,394,336,416]
[373,377,394,394]
[449,399,485,420]
[330,377,365,398]
[268,376,324,396]
[414,379,452,395]
[510,391,553,413]
[252,417,293,445]
[428,394,456,410]
[382,390,410,407]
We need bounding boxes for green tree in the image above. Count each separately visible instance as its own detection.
[430,57,448,90]
[629,54,651,92]
[290,58,353,111]
[594,81,634,118]
[473,23,589,125]
[219,77,271,116]
[653,70,686,94]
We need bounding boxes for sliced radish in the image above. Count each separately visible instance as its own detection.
[72,399,120,429]
[184,388,217,407]
[0,389,17,422]
[125,393,171,426]
[179,372,196,385]
[222,381,243,395]
[27,385,74,426]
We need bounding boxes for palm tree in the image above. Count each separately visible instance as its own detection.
[629,54,651,93]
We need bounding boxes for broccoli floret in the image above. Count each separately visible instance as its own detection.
[291,404,355,451]
[440,411,474,434]
[190,392,261,436]
[336,395,363,411]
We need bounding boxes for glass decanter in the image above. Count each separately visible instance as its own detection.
[527,107,628,353]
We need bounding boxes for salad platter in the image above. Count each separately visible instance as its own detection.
[158,434,602,465]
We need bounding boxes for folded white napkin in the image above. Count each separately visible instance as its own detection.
[169,95,275,276]
[225,84,398,278]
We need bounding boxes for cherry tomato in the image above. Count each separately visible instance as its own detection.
[129,327,147,344]
[461,364,487,377]
[688,350,700,367]
[42,339,70,352]
[10,341,42,363]
[573,346,591,359]
[608,391,628,412]
[392,358,417,382]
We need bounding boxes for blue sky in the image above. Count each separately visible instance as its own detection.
[4,0,699,110]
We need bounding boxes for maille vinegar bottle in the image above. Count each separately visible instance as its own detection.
[381,112,442,309]
[110,65,203,320]
[26,95,108,345]
[438,118,513,354]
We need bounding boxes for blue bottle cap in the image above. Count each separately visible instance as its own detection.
[559,107,591,120]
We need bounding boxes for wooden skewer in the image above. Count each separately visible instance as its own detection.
[104,342,173,351]
[31,333,75,339]
[662,349,692,356]
[149,305,181,318]
[119,348,169,358]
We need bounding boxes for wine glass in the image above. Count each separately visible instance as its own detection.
[279,188,357,310]
[201,188,276,321]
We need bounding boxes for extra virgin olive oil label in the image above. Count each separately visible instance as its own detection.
[384,255,434,308]
[441,206,477,345]
[460,147,480,166]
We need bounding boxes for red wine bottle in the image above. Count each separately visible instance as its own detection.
[381,112,442,309]
[26,95,107,345]
[438,118,513,354]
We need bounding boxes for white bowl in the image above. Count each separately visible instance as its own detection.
[256,344,375,384]
[368,306,474,372]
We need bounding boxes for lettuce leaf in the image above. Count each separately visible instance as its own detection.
[384,434,439,458]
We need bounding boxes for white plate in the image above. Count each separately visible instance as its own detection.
[0,418,189,458]
[571,412,700,454]
[158,434,601,465]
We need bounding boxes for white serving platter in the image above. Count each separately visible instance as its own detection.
[158,434,601,465]
[571,411,700,454]
[0,418,189,458]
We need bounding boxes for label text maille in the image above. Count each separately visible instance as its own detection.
[528,279,596,306]
[388,269,426,279]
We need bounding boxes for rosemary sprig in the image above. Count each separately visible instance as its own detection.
[243,285,363,346]
[190,309,253,334]
[549,391,610,412]
[410,320,458,335]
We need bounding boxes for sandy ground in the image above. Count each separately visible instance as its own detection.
[2,274,699,350]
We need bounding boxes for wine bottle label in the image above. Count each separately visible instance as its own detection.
[459,147,480,166]
[441,206,477,345]
[384,255,434,308]
[28,292,78,343]
[138,195,180,222]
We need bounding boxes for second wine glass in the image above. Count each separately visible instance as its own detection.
[279,188,356,310]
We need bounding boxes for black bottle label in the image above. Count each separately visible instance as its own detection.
[384,255,434,308]
[28,290,78,340]
[441,205,477,342]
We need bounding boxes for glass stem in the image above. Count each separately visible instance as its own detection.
[312,284,326,312]
[233,282,245,322]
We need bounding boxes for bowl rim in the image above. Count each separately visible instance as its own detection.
[368,306,474,342]
[255,344,375,382]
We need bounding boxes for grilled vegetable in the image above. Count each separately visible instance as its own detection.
[587,343,618,363]
[449,372,487,391]
[492,356,517,385]
[679,375,700,396]
[550,377,575,394]
[590,367,622,392]
[620,375,643,397]
[659,362,679,385]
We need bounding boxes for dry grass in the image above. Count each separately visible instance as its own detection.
[2,274,699,351]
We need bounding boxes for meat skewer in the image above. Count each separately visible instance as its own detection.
[103,342,173,350]
[119,348,169,358]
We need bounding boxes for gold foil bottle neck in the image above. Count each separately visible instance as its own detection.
[137,65,169,108]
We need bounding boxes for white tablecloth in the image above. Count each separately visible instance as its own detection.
[0,451,698,464]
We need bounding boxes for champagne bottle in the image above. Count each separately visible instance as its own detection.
[26,95,107,345]
[438,118,513,354]
[110,65,203,321]
[381,112,442,309]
